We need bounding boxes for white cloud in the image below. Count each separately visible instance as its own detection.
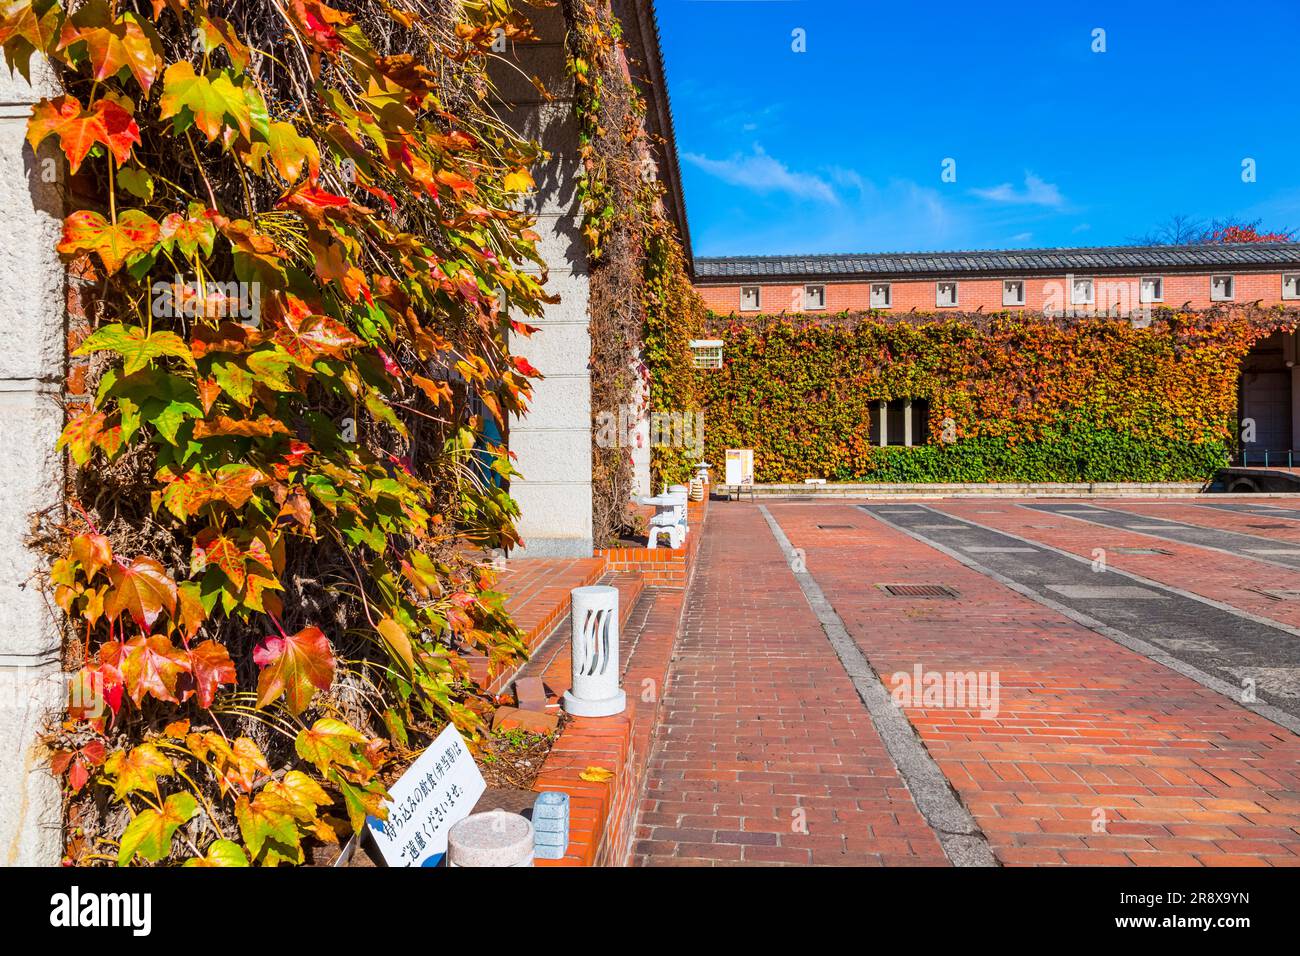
[682,145,839,204]
[971,172,1067,209]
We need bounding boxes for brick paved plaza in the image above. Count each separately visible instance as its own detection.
[635,498,1300,867]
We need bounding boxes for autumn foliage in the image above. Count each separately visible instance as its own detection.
[3,0,553,865]
[696,309,1295,484]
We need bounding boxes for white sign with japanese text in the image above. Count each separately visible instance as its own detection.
[366,723,486,867]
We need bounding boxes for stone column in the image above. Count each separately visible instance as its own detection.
[878,399,888,447]
[493,11,595,558]
[0,62,65,865]
[903,400,913,447]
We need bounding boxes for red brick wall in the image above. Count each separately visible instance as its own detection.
[697,270,1298,315]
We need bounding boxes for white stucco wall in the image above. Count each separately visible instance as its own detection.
[0,61,65,865]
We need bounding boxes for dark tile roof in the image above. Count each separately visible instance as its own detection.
[694,243,1300,281]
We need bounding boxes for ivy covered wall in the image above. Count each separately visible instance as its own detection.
[694,308,1295,484]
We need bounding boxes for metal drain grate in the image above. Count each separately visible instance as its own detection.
[879,583,959,598]
[818,524,855,530]
[1112,547,1173,555]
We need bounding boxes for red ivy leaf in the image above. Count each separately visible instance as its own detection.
[27,94,140,174]
[253,625,335,715]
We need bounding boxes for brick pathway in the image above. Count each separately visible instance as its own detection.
[768,502,1300,866]
[633,505,949,866]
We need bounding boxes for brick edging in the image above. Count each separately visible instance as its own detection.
[531,500,707,865]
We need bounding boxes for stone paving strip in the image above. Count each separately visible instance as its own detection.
[1023,501,1300,573]
[633,504,951,866]
[867,501,1300,726]
[1193,501,1300,524]
[1101,498,1300,549]
[769,502,1300,866]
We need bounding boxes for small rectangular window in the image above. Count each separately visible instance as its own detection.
[936,281,958,308]
[1282,274,1299,300]
[1211,275,1234,301]
[1140,276,1163,303]
[689,339,723,370]
[870,282,892,309]
[1072,277,1094,305]
[740,286,761,311]
[803,284,826,310]
[1002,280,1025,307]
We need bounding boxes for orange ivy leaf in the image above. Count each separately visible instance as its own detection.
[27,94,139,174]
[158,208,217,258]
[259,120,321,184]
[0,0,63,61]
[273,311,362,362]
[70,532,113,583]
[105,556,178,631]
[118,634,190,705]
[195,377,222,415]
[190,732,269,794]
[294,717,367,775]
[435,168,476,195]
[103,741,174,800]
[175,581,208,640]
[57,408,110,466]
[58,4,163,93]
[289,0,352,54]
[195,14,249,72]
[158,463,267,519]
[185,640,236,708]
[253,625,335,714]
[192,415,290,439]
[192,528,251,589]
[58,209,160,275]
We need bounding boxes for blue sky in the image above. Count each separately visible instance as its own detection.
[655,0,1300,256]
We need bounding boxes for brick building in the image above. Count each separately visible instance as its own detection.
[694,244,1300,457]
[694,244,1300,316]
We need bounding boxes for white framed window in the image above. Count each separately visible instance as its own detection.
[689,339,723,370]
[803,284,826,310]
[1140,276,1164,303]
[1002,280,1025,307]
[1071,277,1095,305]
[740,286,761,311]
[936,280,958,308]
[1282,273,1299,300]
[870,282,892,309]
[1211,274,1235,301]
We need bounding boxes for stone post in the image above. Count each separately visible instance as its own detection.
[491,9,595,558]
[0,61,65,865]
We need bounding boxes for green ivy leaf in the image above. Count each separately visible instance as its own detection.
[117,792,197,866]
[77,323,194,376]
